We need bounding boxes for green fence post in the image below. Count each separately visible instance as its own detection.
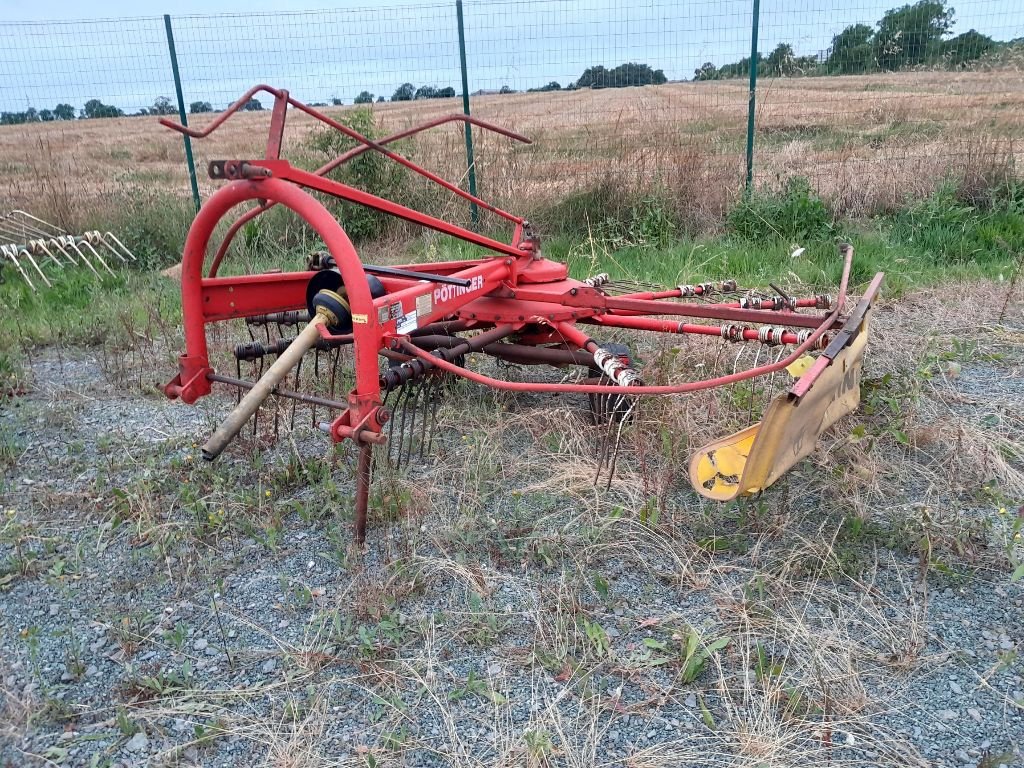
[455,0,479,226]
[164,14,201,214]
[744,0,760,193]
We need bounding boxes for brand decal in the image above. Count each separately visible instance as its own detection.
[433,275,484,305]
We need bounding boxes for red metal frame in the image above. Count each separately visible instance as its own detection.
[161,85,881,460]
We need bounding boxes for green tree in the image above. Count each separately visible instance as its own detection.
[53,103,75,120]
[874,0,954,70]
[331,96,343,106]
[241,98,263,112]
[528,81,562,92]
[189,100,213,113]
[694,62,719,81]
[391,83,415,101]
[943,29,995,65]
[354,90,374,104]
[827,23,875,73]
[151,96,176,116]
[575,62,667,88]
[764,43,796,75]
[82,99,124,118]
[39,109,54,121]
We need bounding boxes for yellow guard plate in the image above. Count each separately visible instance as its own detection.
[689,318,870,501]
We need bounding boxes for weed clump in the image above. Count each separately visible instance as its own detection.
[727,177,833,241]
[303,107,415,242]
[890,182,1023,266]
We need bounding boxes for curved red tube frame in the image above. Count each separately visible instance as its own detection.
[165,178,380,430]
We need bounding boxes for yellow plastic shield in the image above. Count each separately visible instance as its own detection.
[689,320,870,502]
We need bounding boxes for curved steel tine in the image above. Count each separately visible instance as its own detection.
[63,237,103,276]
[405,378,425,465]
[425,375,443,457]
[78,239,116,276]
[85,231,126,263]
[329,348,341,401]
[417,375,436,460]
[393,382,413,469]
[605,395,638,491]
[30,239,63,269]
[7,210,67,237]
[102,232,137,261]
[387,383,409,467]
[2,245,36,291]
[48,237,79,267]
[18,246,51,288]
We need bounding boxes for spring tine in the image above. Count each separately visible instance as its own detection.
[78,239,116,277]
[387,383,409,467]
[85,231,126,263]
[404,380,423,467]
[252,359,263,437]
[235,358,243,405]
[417,375,435,460]
[63,237,99,277]
[31,240,63,269]
[425,375,443,457]
[395,382,413,470]
[2,245,35,291]
[6,210,66,237]
[54,238,78,266]
[101,232,136,261]
[330,348,341,401]
[604,395,638,491]
[397,382,417,469]
[17,247,50,288]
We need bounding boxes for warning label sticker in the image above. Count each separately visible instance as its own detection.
[415,292,433,318]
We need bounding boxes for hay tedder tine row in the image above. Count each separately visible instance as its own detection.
[160,84,884,544]
[0,210,135,290]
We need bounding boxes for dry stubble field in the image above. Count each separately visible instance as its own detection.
[1,69,1023,230]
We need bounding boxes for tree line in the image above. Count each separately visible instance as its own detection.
[350,62,667,104]
[0,95,265,126]
[695,0,1012,80]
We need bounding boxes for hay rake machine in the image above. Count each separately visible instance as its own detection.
[161,85,884,543]
[0,209,136,291]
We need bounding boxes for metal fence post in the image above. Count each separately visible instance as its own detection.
[164,14,201,214]
[744,0,760,193]
[455,0,479,226]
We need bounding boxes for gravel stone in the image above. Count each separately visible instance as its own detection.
[124,732,148,752]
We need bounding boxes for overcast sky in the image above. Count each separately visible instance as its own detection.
[1,0,1021,113]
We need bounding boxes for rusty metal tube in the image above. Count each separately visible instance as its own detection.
[202,314,327,460]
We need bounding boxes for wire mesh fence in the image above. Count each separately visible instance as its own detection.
[0,0,1021,236]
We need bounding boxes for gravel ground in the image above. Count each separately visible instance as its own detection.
[1,285,1023,768]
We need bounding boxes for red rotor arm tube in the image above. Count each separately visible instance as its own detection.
[392,245,854,396]
[590,313,827,347]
